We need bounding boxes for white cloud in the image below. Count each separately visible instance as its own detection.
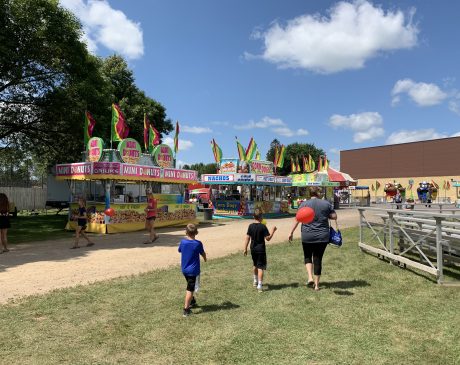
[234,116,285,130]
[329,112,384,143]
[391,79,448,106]
[248,0,418,74]
[181,125,212,134]
[449,92,460,115]
[211,121,230,126]
[163,137,193,151]
[386,129,447,144]
[234,116,308,138]
[60,0,144,59]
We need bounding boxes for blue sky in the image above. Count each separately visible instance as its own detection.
[61,0,460,169]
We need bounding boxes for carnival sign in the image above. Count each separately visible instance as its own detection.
[219,158,238,174]
[118,138,141,164]
[87,137,103,162]
[250,160,273,175]
[163,168,198,182]
[202,174,235,183]
[275,176,292,185]
[235,173,256,183]
[56,163,92,177]
[153,144,174,168]
[256,175,275,183]
[93,162,121,175]
[122,164,161,179]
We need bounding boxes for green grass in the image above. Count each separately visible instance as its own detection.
[8,215,72,244]
[0,228,459,364]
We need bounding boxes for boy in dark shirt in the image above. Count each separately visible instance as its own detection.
[243,209,277,292]
[178,224,207,317]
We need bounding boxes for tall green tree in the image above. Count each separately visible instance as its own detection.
[266,139,325,176]
[182,163,217,176]
[0,0,109,161]
[100,55,173,148]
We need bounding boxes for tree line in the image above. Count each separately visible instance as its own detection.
[0,0,172,183]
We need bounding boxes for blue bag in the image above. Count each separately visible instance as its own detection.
[329,221,342,248]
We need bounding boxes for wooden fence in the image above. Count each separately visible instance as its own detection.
[0,186,47,210]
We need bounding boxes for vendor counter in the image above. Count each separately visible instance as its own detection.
[214,200,290,218]
[66,194,197,233]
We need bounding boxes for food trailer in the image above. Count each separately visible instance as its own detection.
[201,158,292,218]
[55,137,198,233]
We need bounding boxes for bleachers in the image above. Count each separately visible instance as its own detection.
[358,207,460,284]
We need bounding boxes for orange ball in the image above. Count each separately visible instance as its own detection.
[296,206,315,224]
[104,208,115,217]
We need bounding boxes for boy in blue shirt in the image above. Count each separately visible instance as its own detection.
[178,223,207,317]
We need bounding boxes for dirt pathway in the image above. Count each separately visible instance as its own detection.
[0,209,367,304]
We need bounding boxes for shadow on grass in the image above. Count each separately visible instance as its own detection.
[333,290,354,296]
[322,280,370,290]
[196,301,240,314]
[266,283,299,291]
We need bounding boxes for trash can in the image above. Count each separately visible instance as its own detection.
[203,208,213,220]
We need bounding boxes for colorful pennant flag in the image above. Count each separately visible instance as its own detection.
[277,145,286,168]
[274,146,279,166]
[111,104,128,142]
[84,111,96,148]
[431,180,439,189]
[245,137,257,161]
[173,121,179,154]
[290,156,296,173]
[447,181,451,190]
[236,137,246,161]
[211,139,223,163]
[143,113,150,151]
[371,184,375,191]
[308,154,316,172]
[255,149,261,160]
[149,121,160,152]
[295,156,301,172]
[375,181,381,190]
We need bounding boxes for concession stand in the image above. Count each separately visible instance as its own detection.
[55,137,198,233]
[201,158,292,218]
[289,167,356,208]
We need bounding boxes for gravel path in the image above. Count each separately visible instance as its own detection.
[0,208,366,304]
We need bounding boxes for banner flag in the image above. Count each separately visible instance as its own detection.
[84,111,96,148]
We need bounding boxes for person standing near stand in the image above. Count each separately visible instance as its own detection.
[144,187,159,244]
[0,193,11,253]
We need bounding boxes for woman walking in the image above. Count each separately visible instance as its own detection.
[71,198,95,249]
[0,193,11,253]
[288,186,337,291]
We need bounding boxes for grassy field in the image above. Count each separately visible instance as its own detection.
[0,228,459,364]
[7,214,72,244]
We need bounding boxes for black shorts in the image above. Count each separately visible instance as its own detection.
[251,251,267,270]
[77,219,87,228]
[146,216,156,221]
[0,216,10,229]
[184,275,197,292]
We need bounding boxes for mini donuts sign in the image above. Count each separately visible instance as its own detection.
[118,138,141,164]
[87,137,103,162]
[153,144,174,168]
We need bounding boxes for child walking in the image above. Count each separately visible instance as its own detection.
[178,223,207,317]
[71,198,95,249]
[243,209,277,292]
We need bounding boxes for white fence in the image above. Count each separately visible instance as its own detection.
[0,186,47,210]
